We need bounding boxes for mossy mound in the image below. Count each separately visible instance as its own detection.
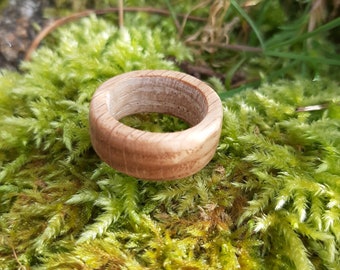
[0,16,339,269]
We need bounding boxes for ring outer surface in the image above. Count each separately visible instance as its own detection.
[89,70,223,181]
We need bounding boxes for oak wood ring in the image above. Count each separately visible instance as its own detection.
[89,70,223,181]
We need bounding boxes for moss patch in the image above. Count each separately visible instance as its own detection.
[120,113,190,133]
[0,16,339,269]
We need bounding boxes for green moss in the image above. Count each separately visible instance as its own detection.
[0,16,339,269]
[120,113,190,133]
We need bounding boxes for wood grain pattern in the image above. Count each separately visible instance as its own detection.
[89,70,223,181]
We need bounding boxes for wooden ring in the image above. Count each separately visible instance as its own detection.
[89,70,223,181]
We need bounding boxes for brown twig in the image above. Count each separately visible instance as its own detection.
[118,0,124,28]
[178,61,225,80]
[24,7,207,61]
[11,244,25,270]
[295,102,340,112]
[177,59,260,89]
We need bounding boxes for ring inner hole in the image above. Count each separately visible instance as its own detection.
[108,76,208,131]
[120,112,190,132]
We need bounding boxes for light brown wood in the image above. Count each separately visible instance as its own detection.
[89,70,223,181]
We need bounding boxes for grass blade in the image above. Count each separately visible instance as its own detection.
[230,0,265,49]
[267,17,340,50]
[264,51,340,66]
